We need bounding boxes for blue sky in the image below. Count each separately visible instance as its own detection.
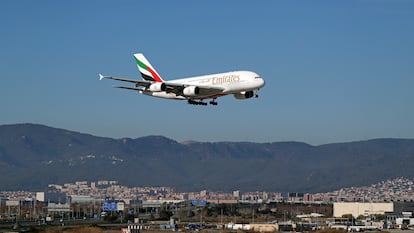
[1,1,413,145]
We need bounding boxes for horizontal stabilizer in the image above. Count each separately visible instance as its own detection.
[99,74,111,80]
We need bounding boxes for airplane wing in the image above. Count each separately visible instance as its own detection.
[114,86,145,91]
[100,74,224,98]
[99,74,151,88]
[164,82,225,97]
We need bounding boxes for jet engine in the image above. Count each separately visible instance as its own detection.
[234,90,255,100]
[183,86,200,96]
[148,82,166,92]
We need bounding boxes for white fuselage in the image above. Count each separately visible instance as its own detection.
[141,71,265,100]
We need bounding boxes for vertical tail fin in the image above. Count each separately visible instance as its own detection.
[133,53,164,82]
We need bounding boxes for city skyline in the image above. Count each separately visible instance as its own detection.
[2,177,414,204]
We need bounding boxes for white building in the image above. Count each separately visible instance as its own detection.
[333,202,394,218]
[36,192,45,202]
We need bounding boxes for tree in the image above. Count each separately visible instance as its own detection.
[159,209,173,220]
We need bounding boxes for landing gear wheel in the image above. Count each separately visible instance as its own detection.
[209,101,218,106]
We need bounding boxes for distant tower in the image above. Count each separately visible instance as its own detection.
[233,190,240,200]
[200,190,208,198]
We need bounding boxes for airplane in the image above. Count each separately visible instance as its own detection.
[99,53,265,106]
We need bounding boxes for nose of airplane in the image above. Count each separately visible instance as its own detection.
[258,77,265,88]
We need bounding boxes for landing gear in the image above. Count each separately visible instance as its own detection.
[188,100,207,106]
[255,89,260,98]
[188,99,218,106]
[209,99,218,106]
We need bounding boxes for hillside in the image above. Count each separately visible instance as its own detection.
[1,123,414,192]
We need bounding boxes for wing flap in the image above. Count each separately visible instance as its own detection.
[164,82,224,98]
[197,86,225,96]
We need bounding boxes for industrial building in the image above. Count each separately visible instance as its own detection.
[333,202,394,218]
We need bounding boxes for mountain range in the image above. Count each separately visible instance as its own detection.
[1,123,414,193]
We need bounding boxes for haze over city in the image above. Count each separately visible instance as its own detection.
[1,1,414,145]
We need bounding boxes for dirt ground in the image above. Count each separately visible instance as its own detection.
[37,227,212,233]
